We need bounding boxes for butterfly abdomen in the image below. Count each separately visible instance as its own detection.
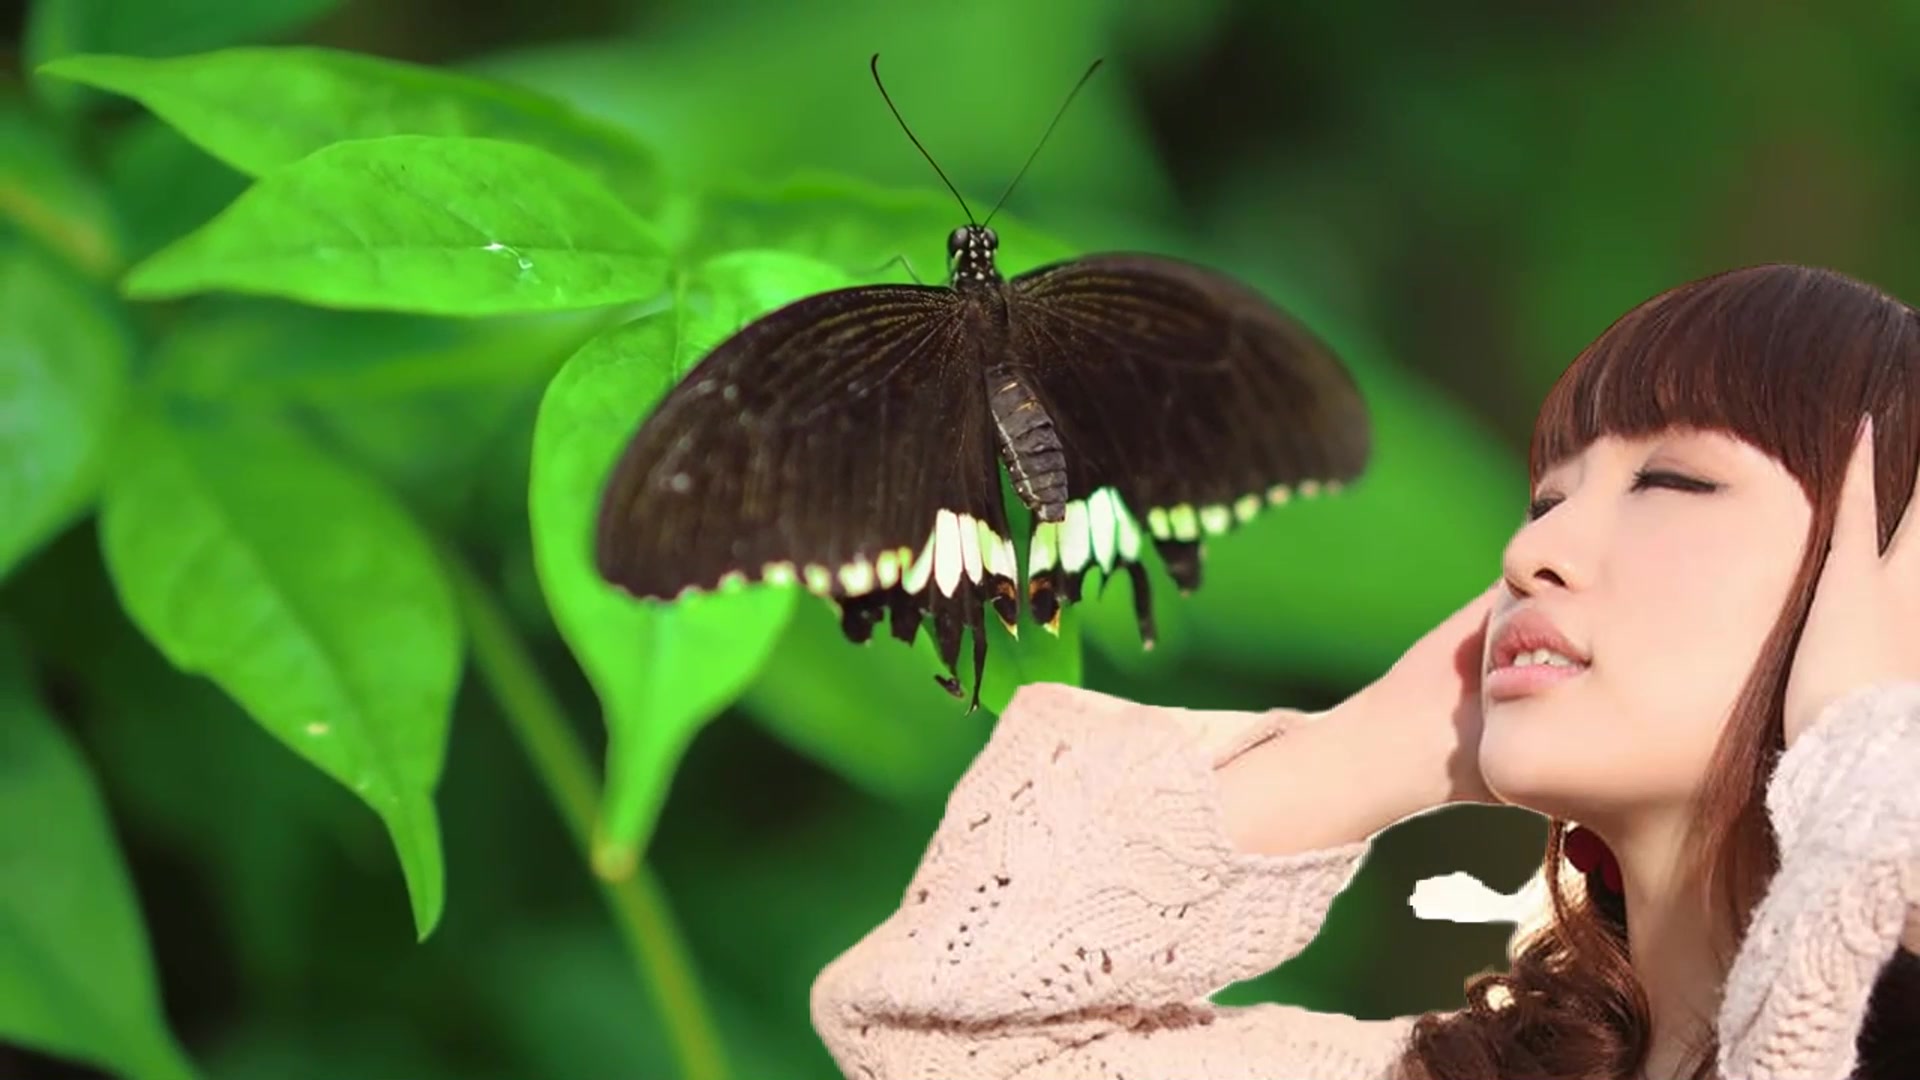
[985,363,1068,522]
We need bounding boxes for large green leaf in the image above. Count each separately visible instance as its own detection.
[100,118,248,267]
[531,247,1093,868]
[741,471,1085,805]
[97,410,462,938]
[141,299,612,534]
[527,254,840,877]
[27,0,336,63]
[25,0,337,115]
[0,237,131,583]
[37,48,660,210]
[123,135,670,316]
[0,629,202,1080]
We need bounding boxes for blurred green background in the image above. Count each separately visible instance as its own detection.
[4,1,1918,1078]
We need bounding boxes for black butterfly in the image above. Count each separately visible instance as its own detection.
[595,57,1370,710]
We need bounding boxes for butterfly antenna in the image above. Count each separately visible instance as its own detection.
[871,53,975,225]
[983,58,1103,228]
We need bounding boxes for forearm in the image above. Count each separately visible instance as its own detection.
[1216,693,1445,856]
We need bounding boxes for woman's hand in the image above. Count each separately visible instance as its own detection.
[1784,418,1920,746]
[1212,583,1502,856]
[1345,581,1504,808]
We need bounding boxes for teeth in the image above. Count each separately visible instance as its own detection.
[1511,648,1579,669]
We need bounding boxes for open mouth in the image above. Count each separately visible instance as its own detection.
[1484,649,1588,701]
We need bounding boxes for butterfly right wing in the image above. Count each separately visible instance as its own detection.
[593,284,1018,707]
[1003,253,1371,642]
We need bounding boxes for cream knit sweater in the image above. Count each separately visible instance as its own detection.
[808,680,1920,1079]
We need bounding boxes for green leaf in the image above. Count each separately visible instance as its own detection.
[101,117,248,266]
[0,628,202,1080]
[97,409,462,938]
[37,48,660,210]
[741,502,1083,806]
[25,0,337,114]
[528,253,852,876]
[739,605,992,806]
[140,298,612,534]
[123,135,670,317]
[0,237,132,583]
[0,98,123,276]
[27,0,336,64]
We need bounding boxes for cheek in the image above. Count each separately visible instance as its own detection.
[1480,522,1803,816]
[1623,524,1799,699]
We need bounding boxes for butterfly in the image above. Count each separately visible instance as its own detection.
[594,56,1371,711]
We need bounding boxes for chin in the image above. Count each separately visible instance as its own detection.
[1478,699,1606,821]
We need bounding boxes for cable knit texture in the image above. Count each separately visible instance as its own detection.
[1716,681,1920,1079]
[809,681,1920,1080]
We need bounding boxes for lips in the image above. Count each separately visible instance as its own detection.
[1485,608,1590,702]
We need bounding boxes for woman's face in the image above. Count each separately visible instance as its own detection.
[1477,427,1811,826]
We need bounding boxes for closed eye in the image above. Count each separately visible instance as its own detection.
[1631,468,1719,494]
[1526,469,1715,521]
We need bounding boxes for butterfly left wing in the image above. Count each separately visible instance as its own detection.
[594,284,1019,709]
[1005,252,1370,641]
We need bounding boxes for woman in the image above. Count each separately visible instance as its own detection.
[808,263,1920,1079]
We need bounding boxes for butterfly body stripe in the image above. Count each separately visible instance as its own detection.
[985,363,1069,522]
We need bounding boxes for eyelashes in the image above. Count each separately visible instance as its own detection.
[1526,469,1721,521]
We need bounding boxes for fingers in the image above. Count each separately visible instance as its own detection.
[1832,415,1880,563]
[1887,418,1920,564]
[1449,582,1501,683]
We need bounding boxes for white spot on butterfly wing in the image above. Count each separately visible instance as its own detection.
[839,559,876,595]
[1147,507,1171,540]
[1028,521,1059,576]
[1087,488,1119,573]
[905,538,935,594]
[958,514,985,583]
[934,510,964,595]
[1114,499,1143,561]
[1199,504,1232,535]
[1168,505,1199,541]
[1234,494,1261,522]
[1059,501,1093,573]
[984,526,1017,580]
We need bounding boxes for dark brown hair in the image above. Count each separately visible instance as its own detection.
[1400,264,1920,1080]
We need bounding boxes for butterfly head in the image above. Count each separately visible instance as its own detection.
[947,225,1001,288]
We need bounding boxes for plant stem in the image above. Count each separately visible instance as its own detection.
[445,550,729,1080]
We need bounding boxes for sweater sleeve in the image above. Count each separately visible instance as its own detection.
[1716,681,1920,1080]
[808,682,1417,1080]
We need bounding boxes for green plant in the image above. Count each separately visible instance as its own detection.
[0,3,1524,1078]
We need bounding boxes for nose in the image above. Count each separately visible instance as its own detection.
[1500,501,1591,599]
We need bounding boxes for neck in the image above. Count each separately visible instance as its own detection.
[1604,815,1732,1080]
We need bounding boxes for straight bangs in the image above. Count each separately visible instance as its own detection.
[1528,263,1918,502]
